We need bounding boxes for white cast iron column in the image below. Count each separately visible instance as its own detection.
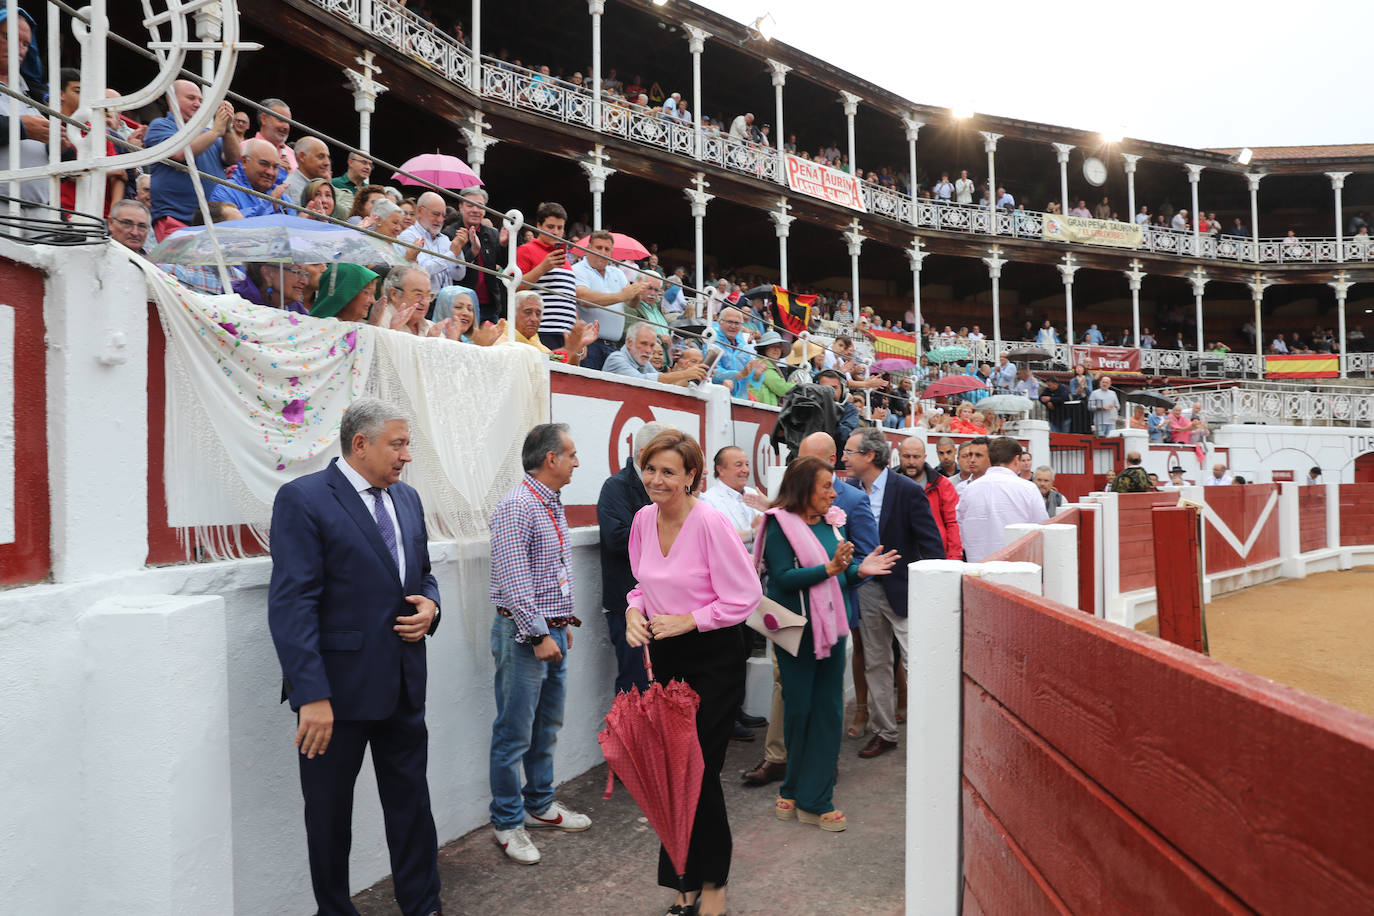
[469,0,481,93]
[581,145,615,230]
[1058,253,1079,348]
[844,218,865,313]
[1052,142,1073,214]
[840,91,861,176]
[1122,153,1140,221]
[1124,259,1146,347]
[981,131,1002,228]
[1330,271,1354,378]
[686,26,710,160]
[590,0,604,131]
[1328,171,1351,262]
[984,246,1007,353]
[768,59,790,181]
[343,51,387,152]
[902,116,923,227]
[1246,172,1262,263]
[771,197,794,289]
[460,112,497,179]
[1185,163,1204,256]
[684,173,713,318]
[1248,273,1274,370]
[1189,267,1209,356]
[907,237,929,355]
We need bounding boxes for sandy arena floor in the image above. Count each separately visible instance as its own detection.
[1137,567,1374,718]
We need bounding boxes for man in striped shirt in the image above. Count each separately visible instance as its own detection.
[487,423,593,865]
[515,201,581,351]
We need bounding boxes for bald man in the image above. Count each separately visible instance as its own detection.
[398,190,469,293]
[209,137,290,217]
[743,431,881,787]
[145,78,241,239]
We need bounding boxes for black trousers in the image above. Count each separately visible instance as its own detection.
[298,696,441,916]
[649,625,747,891]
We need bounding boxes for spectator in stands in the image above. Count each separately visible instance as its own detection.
[1016,452,1034,480]
[282,137,335,216]
[512,290,594,365]
[1087,375,1121,437]
[252,98,296,171]
[1171,208,1190,231]
[1204,463,1233,486]
[1,10,55,218]
[933,173,954,203]
[234,262,309,314]
[309,263,378,322]
[626,271,673,354]
[954,170,974,204]
[515,201,579,350]
[330,151,372,216]
[1164,405,1192,443]
[1012,366,1039,400]
[816,369,860,453]
[596,421,665,696]
[995,186,1015,210]
[897,437,962,560]
[1033,466,1064,516]
[209,138,288,216]
[376,265,439,335]
[1093,197,1111,220]
[344,185,386,227]
[1166,466,1190,487]
[662,267,686,320]
[160,201,246,294]
[1085,323,1104,345]
[991,355,1016,391]
[1036,319,1059,346]
[146,79,242,240]
[573,229,642,370]
[728,112,754,141]
[936,436,959,478]
[108,199,151,253]
[604,321,708,385]
[949,402,986,434]
[1147,405,1168,442]
[709,305,762,397]
[746,331,796,406]
[1306,467,1322,484]
[1140,328,1155,349]
[135,173,152,208]
[299,178,336,221]
[398,191,467,294]
[1135,204,1150,226]
[1070,200,1092,218]
[958,437,1049,562]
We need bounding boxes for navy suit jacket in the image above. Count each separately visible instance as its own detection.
[268,458,441,720]
[848,468,945,617]
[597,457,650,615]
[831,479,879,626]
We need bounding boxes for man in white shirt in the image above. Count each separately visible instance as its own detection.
[397,191,467,293]
[728,112,754,141]
[933,173,955,203]
[1204,463,1234,486]
[1086,375,1121,438]
[1135,205,1150,226]
[953,438,990,498]
[954,170,975,204]
[572,229,644,370]
[1012,367,1040,400]
[700,446,767,548]
[991,355,1016,391]
[1171,209,1190,231]
[957,437,1049,562]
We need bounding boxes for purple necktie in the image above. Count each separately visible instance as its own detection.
[368,487,399,569]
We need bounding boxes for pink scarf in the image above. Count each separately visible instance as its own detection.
[752,508,850,659]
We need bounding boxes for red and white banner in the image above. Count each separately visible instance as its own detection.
[1072,345,1140,373]
[784,155,867,212]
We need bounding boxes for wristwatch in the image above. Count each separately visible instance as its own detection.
[530,633,549,646]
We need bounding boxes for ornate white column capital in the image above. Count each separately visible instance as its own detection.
[587,0,605,16]
[194,0,223,40]
[1329,270,1355,298]
[580,150,616,194]
[770,197,794,237]
[767,59,791,87]
[842,218,865,256]
[906,236,929,271]
[1056,253,1078,285]
[979,131,1002,153]
[1188,266,1209,297]
[982,245,1007,278]
[1123,259,1146,291]
[1051,142,1074,164]
[1326,171,1352,191]
[460,114,498,167]
[1184,162,1205,183]
[684,187,713,218]
[343,51,387,114]
[839,91,862,117]
[1245,172,1264,192]
[1121,152,1141,173]
[1247,272,1276,299]
[901,116,924,142]
[684,25,711,54]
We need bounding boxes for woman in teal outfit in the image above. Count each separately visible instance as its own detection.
[758,456,896,831]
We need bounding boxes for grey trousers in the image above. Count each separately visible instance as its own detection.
[858,580,908,743]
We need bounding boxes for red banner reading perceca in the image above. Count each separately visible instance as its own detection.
[1071,346,1141,373]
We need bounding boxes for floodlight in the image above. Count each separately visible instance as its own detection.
[751,13,776,41]
[1236,147,1254,166]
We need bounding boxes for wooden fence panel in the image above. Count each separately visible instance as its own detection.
[1117,492,1181,592]
[1339,483,1374,546]
[961,779,1068,916]
[1298,485,1328,553]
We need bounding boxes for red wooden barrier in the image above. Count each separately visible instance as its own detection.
[0,258,51,585]
[1298,485,1328,553]
[962,576,1374,913]
[1152,506,1206,653]
[1339,482,1374,547]
[985,527,1043,566]
[1117,491,1182,592]
[1202,483,1280,574]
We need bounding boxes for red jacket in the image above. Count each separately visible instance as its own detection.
[916,463,962,560]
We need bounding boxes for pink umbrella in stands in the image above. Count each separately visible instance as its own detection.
[871,357,916,372]
[573,231,650,262]
[922,374,992,398]
[394,153,482,189]
[598,652,704,892]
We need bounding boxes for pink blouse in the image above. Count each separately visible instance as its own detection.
[626,500,764,632]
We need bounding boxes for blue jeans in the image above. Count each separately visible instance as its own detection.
[1095,423,1114,438]
[581,338,618,372]
[489,615,568,829]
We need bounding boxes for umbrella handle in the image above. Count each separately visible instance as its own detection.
[643,644,654,683]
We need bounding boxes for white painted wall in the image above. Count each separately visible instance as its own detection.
[0,304,12,544]
[1145,423,1374,485]
[0,529,620,916]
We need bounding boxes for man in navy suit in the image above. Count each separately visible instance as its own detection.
[269,397,444,916]
[843,427,945,759]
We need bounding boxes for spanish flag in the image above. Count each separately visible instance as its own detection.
[1266,354,1338,378]
[773,285,816,336]
[869,327,917,360]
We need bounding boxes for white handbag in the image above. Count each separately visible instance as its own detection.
[745,595,807,657]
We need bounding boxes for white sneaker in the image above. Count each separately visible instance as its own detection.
[524,799,592,832]
[493,825,541,865]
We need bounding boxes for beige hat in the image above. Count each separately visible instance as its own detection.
[785,339,823,366]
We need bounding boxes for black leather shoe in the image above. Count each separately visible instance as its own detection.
[858,735,898,758]
[737,711,767,728]
[730,721,756,741]
[741,759,786,786]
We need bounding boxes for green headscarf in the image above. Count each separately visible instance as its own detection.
[309,263,378,319]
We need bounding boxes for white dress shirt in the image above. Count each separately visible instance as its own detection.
[336,457,406,580]
[700,482,762,548]
[1203,473,1234,486]
[860,469,887,524]
[957,466,1049,563]
[398,222,466,292]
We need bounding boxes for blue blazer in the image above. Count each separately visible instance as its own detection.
[848,468,945,618]
[268,458,441,720]
[832,480,879,627]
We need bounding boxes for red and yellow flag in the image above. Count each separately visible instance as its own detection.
[773,285,816,336]
[1266,354,1338,378]
[868,327,917,360]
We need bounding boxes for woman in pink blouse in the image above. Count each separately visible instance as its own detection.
[625,429,762,916]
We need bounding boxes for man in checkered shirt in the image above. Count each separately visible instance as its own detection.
[486,422,594,865]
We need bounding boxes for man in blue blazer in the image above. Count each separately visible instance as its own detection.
[742,430,880,787]
[843,427,946,760]
[269,397,444,916]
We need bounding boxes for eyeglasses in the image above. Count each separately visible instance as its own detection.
[109,216,150,233]
[281,266,310,278]
[842,448,866,456]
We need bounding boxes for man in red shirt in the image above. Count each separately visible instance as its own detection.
[897,436,962,560]
[515,201,580,351]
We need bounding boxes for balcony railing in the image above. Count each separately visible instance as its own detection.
[1196,385,1374,426]
[307,0,1374,269]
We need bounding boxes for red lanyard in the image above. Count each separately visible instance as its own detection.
[522,479,565,552]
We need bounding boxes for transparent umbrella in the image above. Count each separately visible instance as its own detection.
[148,214,406,266]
